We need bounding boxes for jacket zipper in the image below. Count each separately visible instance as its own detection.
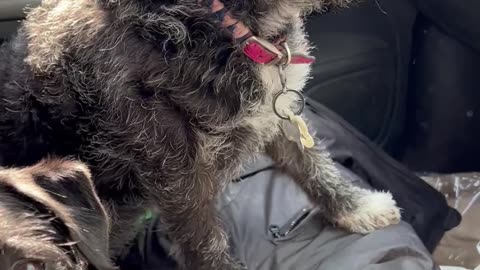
[269,208,311,239]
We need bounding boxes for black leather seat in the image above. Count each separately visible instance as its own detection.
[305,0,480,172]
[304,0,417,157]
[404,1,480,173]
[415,0,480,52]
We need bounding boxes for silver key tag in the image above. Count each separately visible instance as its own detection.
[281,119,304,151]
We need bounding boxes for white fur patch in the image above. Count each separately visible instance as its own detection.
[336,191,402,234]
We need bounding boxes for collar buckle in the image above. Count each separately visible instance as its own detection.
[242,36,285,65]
[242,36,315,66]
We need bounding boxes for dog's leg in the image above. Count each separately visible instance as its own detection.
[265,134,401,234]
[156,172,243,270]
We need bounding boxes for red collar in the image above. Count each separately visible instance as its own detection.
[199,0,316,65]
[242,36,316,65]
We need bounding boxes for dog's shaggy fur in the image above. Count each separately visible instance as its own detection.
[0,0,400,269]
[0,159,113,270]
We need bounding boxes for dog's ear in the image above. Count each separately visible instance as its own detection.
[0,159,114,270]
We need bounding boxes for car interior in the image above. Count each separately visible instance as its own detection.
[0,0,479,269]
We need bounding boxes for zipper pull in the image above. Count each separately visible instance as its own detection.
[269,208,311,239]
[269,225,281,239]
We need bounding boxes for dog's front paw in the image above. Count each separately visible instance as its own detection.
[335,191,401,234]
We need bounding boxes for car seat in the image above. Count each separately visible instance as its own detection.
[304,0,480,173]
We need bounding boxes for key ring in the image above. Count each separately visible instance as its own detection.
[278,42,291,93]
[279,65,287,93]
[281,42,292,67]
[273,42,305,119]
[273,89,306,120]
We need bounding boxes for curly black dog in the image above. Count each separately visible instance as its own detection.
[0,0,400,269]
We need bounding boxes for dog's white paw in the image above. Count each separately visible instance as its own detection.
[335,191,401,234]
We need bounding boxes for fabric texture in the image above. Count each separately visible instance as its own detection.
[218,158,436,270]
